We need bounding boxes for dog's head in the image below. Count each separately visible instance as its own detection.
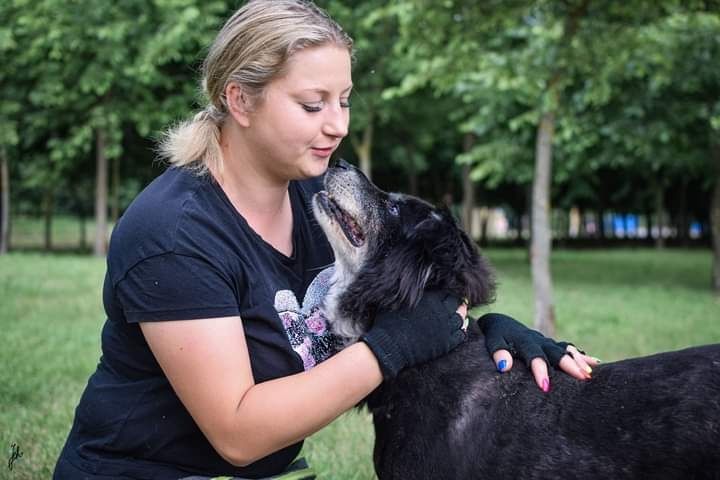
[312,159,495,340]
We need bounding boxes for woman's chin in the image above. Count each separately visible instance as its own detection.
[300,156,331,178]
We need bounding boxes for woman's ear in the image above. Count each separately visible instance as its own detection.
[225,82,252,127]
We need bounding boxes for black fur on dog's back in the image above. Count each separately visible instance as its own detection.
[370,328,720,479]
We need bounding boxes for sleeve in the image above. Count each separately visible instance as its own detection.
[116,252,241,323]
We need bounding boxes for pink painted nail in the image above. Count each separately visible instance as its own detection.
[542,378,550,393]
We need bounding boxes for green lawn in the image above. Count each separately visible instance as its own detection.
[1,249,718,479]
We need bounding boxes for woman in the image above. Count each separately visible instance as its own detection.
[54,1,597,478]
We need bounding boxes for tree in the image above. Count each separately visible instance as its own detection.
[0,2,23,254]
[563,9,719,284]
[388,0,597,333]
[390,0,719,330]
[0,148,10,254]
[6,0,227,254]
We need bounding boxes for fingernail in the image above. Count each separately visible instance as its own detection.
[593,357,602,363]
[497,359,507,372]
[542,378,550,393]
[584,365,593,374]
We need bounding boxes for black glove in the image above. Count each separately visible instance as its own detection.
[478,313,573,368]
[361,291,466,379]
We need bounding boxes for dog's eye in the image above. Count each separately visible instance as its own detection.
[387,203,399,216]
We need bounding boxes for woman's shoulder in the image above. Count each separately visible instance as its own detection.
[107,168,228,275]
[115,168,206,233]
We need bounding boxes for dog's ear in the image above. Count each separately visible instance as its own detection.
[455,226,496,307]
[416,208,496,308]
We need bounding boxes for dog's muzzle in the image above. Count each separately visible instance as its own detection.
[315,191,366,247]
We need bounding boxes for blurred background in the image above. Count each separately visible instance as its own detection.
[1,1,719,478]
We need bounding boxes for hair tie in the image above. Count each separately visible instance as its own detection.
[194,104,225,124]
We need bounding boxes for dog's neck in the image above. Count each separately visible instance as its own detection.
[322,260,365,344]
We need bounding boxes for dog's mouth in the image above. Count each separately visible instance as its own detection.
[316,191,365,247]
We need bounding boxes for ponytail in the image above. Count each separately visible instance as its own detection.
[159,105,225,176]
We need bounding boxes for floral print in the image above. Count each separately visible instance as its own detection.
[274,266,342,370]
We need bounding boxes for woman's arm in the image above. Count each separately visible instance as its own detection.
[141,316,382,467]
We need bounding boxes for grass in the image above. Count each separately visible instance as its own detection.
[1,249,719,479]
[482,249,720,361]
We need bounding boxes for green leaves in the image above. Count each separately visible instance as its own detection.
[1,0,232,212]
[385,0,718,209]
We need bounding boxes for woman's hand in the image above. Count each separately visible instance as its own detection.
[477,313,600,393]
[362,291,467,379]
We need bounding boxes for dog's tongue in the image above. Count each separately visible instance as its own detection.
[334,201,364,247]
[315,191,365,247]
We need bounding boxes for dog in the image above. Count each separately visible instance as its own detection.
[311,160,720,480]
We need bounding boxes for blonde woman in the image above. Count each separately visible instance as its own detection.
[54,1,596,478]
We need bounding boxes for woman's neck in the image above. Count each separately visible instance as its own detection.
[214,124,294,256]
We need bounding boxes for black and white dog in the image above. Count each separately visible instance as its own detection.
[312,160,720,480]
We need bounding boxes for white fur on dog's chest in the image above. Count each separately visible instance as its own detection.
[323,262,364,343]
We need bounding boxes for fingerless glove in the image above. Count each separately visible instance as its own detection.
[478,312,572,367]
[361,291,466,379]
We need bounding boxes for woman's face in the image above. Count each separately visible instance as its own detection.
[243,44,352,181]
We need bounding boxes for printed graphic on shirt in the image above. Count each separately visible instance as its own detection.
[274,266,343,370]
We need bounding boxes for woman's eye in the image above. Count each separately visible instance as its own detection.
[387,203,399,216]
[302,102,323,113]
[302,99,351,112]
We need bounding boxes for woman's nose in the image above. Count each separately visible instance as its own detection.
[323,106,349,138]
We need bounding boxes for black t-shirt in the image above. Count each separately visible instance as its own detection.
[54,167,338,479]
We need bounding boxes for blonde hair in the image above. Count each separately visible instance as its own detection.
[159,0,353,175]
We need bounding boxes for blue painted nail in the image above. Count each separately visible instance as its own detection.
[497,359,507,372]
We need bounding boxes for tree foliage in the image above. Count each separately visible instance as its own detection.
[387,0,720,313]
[0,0,718,295]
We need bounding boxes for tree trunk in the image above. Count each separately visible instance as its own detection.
[461,133,476,235]
[407,146,418,196]
[532,111,557,336]
[711,144,720,295]
[529,0,590,332]
[677,179,688,246]
[80,213,87,251]
[352,111,374,181]
[94,128,109,256]
[44,188,54,251]
[111,154,120,224]
[524,185,532,253]
[654,181,665,250]
[597,208,605,239]
[0,148,9,254]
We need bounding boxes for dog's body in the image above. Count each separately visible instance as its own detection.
[312,161,720,479]
[370,332,720,479]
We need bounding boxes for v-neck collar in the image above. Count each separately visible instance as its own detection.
[210,178,301,265]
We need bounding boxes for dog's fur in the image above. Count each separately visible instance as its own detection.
[312,160,720,480]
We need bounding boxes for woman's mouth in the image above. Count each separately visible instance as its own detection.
[311,146,335,158]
